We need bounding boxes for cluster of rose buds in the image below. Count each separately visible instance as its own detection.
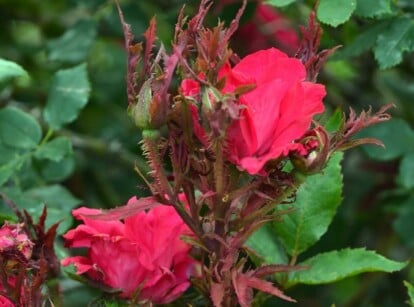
[0,222,34,306]
[61,1,392,306]
[0,201,60,307]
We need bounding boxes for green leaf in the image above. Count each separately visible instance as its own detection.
[317,0,357,27]
[358,119,414,161]
[404,281,414,305]
[24,185,81,234]
[374,17,414,69]
[0,143,16,164]
[398,153,414,189]
[35,136,73,162]
[0,58,29,83]
[273,153,343,257]
[355,0,392,18]
[0,156,26,186]
[39,155,76,182]
[324,60,356,80]
[47,20,97,64]
[339,20,391,58]
[324,108,344,133]
[245,223,288,265]
[44,63,91,130]
[265,0,296,7]
[286,248,407,287]
[0,107,42,149]
[0,185,80,234]
[393,196,414,248]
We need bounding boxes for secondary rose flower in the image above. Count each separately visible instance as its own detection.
[217,1,299,55]
[181,48,325,174]
[0,296,13,307]
[235,3,299,55]
[61,197,196,304]
[0,277,21,307]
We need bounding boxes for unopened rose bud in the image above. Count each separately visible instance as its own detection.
[290,126,330,175]
[130,79,152,130]
[148,93,166,129]
[129,80,166,135]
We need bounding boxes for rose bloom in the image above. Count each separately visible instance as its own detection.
[61,197,196,304]
[0,296,13,307]
[217,1,299,55]
[181,48,325,174]
[235,3,299,55]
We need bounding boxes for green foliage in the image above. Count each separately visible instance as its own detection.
[246,223,288,265]
[355,0,393,18]
[286,248,407,287]
[273,153,343,257]
[265,0,296,7]
[374,17,414,69]
[0,58,28,83]
[324,108,344,133]
[339,21,391,58]
[398,153,414,189]
[47,20,97,64]
[338,14,414,68]
[44,63,91,130]
[393,196,414,248]
[0,107,42,149]
[34,136,73,162]
[0,185,80,233]
[317,0,357,27]
[0,155,26,186]
[404,281,414,306]
[359,119,414,161]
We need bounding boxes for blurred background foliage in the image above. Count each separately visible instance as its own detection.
[1,0,414,305]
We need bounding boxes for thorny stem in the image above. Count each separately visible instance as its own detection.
[240,170,306,230]
[173,201,205,246]
[212,138,227,256]
[213,139,225,200]
[142,137,206,240]
[141,137,174,202]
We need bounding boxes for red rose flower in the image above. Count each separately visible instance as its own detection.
[181,48,325,174]
[0,276,22,307]
[61,197,196,304]
[217,1,299,55]
[0,296,14,307]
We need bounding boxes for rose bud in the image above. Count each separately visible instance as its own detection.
[290,126,330,175]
